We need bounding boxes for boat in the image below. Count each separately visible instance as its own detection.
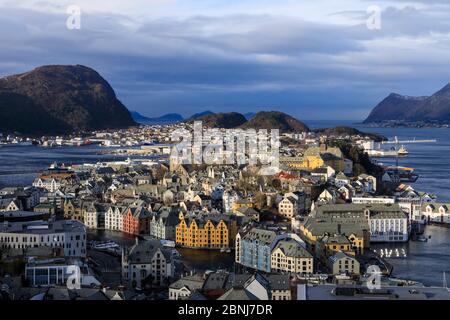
[383,165,419,183]
[416,235,428,242]
[397,145,409,156]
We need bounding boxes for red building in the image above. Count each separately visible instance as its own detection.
[122,207,151,235]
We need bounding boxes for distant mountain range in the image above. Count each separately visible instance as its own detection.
[0,65,136,135]
[188,111,310,133]
[132,110,256,125]
[364,83,450,123]
[131,111,183,124]
[133,109,310,132]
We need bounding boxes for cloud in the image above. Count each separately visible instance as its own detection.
[0,1,449,120]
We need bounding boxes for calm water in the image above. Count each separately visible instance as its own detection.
[0,145,129,188]
[2,122,450,286]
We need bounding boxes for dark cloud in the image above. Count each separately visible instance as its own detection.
[0,3,449,120]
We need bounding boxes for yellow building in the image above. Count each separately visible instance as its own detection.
[231,199,254,212]
[176,212,235,249]
[280,155,324,171]
[63,200,84,221]
[300,216,368,257]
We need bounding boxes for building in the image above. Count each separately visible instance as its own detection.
[271,238,313,275]
[176,212,235,249]
[122,206,152,235]
[316,234,354,262]
[223,190,240,213]
[63,200,84,221]
[122,238,177,287]
[236,228,277,273]
[0,219,87,257]
[150,208,179,240]
[25,258,100,287]
[368,205,409,242]
[168,274,205,300]
[104,205,127,231]
[422,203,450,224]
[278,192,306,218]
[327,252,360,275]
[266,274,292,300]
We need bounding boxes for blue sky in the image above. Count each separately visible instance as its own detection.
[1,0,450,120]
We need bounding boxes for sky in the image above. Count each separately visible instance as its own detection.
[0,0,450,120]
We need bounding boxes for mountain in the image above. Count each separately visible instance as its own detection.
[131,111,183,124]
[0,65,136,135]
[364,83,450,123]
[188,112,247,128]
[188,110,215,120]
[240,111,310,133]
[315,126,385,142]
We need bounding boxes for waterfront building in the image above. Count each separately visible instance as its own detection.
[122,238,177,287]
[122,206,152,235]
[0,220,86,257]
[104,205,127,231]
[368,206,409,242]
[300,215,368,255]
[421,203,450,224]
[236,228,277,273]
[175,212,235,249]
[150,208,179,240]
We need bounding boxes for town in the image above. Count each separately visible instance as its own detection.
[1,122,450,301]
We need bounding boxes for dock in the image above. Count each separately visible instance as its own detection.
[382,137,437,144]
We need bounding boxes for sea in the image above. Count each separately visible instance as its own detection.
[1,120,450,286]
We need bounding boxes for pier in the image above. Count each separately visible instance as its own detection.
[382,136,437,144]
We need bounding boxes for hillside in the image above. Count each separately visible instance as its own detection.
[315,126,385,141]
[0,65,136,135]
[364,83,450,123]
[188,112,247,128]
[240,111,310,133]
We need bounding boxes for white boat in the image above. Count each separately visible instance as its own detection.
[397,145,409,156]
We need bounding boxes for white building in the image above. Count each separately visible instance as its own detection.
[33,178,61,192]
[352,197,395,205]
[422,203,450,224]
[368,208,409,242]
[25,258,100,287]
[104,205,126,231]
[122,238,177,287]
[0,220,87,257]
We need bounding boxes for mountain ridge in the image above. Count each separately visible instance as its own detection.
[364,83,450,123]
[0,65,136,135]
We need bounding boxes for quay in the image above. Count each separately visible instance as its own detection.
[382,137,437,144]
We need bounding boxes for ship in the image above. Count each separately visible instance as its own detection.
[383,165,419,183]
[397,145,409,156]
